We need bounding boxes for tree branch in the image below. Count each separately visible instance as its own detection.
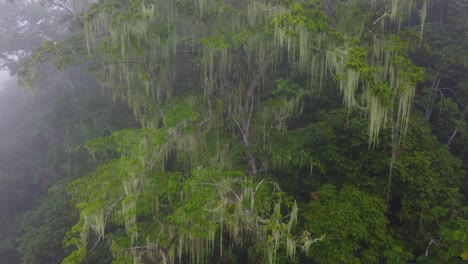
[446,106,468,146]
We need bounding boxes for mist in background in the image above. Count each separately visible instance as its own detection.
[0,70,13,90]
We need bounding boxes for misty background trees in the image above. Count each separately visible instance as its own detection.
[0,0,467,263]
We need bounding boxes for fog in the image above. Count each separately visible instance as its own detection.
[0,70,13,90]
[0,71,42,194]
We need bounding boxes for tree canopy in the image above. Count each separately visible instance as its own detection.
[0,0,467,263]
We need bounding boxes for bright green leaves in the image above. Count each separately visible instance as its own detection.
[271,0,328,33]
[453,230,467,242]
[162,96,198,128]
[200,35,231,51]
[273,79,301,98]
[62,247,86,264]
[344,46,368,70]
[370,82,394,108]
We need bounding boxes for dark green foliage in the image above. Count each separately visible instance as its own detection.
[17,184,74,264]
[264,108,465,262]
[303,184,410,264]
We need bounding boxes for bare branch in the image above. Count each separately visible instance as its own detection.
[46,0,81,17]
[446,106,468,146]
[438,88,466,108]
[373,12,388,25]
[254,179,265,194]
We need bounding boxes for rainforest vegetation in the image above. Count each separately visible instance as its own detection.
[0,0,467,263]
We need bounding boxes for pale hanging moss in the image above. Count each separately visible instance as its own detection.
[83,0,181,127]
[122,177,140,242]
[366,87,389,145]
[420,0,428,41]
[396,84,416,142]
[390,0,399,24]
[85,210,105,241]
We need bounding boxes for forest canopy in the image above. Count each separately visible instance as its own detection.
[0,0,467,263]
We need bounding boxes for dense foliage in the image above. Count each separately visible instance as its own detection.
[0,0,467,263]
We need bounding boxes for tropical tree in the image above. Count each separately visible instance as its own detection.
[14,0,454,263]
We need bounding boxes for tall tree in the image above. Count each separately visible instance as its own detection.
[15,0,449,263]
